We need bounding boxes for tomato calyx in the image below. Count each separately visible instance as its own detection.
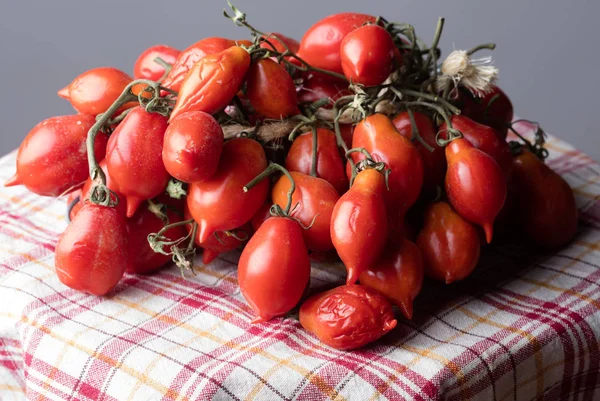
[507,119,549,160]
[345,147,390,189]
[147,218,198,277]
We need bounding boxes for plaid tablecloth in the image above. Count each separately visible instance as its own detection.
[0,123,599,401]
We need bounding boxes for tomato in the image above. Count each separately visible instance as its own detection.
[162,111,224,183]
[260,32,300,65]
[134,44,180,82]
[297,13,376,73]
[417,201,481,283]
[445,138,507,243]
[161,37,243,93]
[246,58,300,119]
[299,284,397,350]
[170,46,251,120]
[5,115,106,197]
[58,67,134,116]
[511,150,578,247]
[331,168,388,284]
[272,171,339,251]
[187,138,269,243]
[440,115,512,177]
[339,123,354,149]
[251,202,273,232]
[359,238,423,319]
[297,74,351,107]
[393,111,446,191]
[80,159,127,217]
[55,204,127,295]
[238,217,311,323]
[126,206,186,274]
[340,24,396,86]
[285,129,348,194]
[106,107,170,218]
[461,85,513,139]
[350,114,424,222]
[67,189,82,221]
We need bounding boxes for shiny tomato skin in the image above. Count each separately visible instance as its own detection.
[55,204,127,295]
[297,75,351,107]
[445,138,507,243]
[393,111,446,191]
[331,168,388,285]
[246,58,300,119]
[512,150,578,248]
[272,172,339,251]
[299,284,397,350]
[170,46,251,120]
[106,107,170,218]
[359,238,423,319]
[134,44,180,82]
[285,129,348,194]
[340,24,395,86]
[440,115,513,177]
[80,159,127,217]
[187,138,269,243]
[416,201,481,283]
[238,217,311,323]
[461,85,513,139]
[161,37,239,93]
[126,207,186,274]
[58,67,133,116]
[297,13,376,73]
[5,115,106,197]
[162,111,224,183]
[350,113,424,220]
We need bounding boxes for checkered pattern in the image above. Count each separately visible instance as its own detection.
[0,121,599,401]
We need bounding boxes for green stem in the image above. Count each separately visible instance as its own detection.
[467,43,496,56]
[153,57,173,83]
[425,18,445,75]
[407,109,434,152]
[244,163,295,215]
[394,88,461,115]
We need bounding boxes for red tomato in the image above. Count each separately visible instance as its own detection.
[340,24,396,86]
[170,46,251,120]
[187,138,269,243]
[299,284,397,350]
[5,115,106,197]
[246,58,300,119]
[80,159,127,216]
[331,168,388,284]
[58,67,134,116]
[339,123,354,149]
[461,85,514,139]
[251,202,273,232]
[350,114,424,221]
[359,238,423,319]
[161,37,240,93]
[238,217,311,323]
[445,138,507,243]
[416,201,481,283]
[285,129,348,194]
[106,107,170,218]
[272,171,339,251]
[440,115,512,177]
[393,111,446,191]
[297,13,376,73]
[260,32,300,63]
[126,206,186,274]
[512,150,578,248]
[55,204,127,295]
[133,44,180,82]
[67,189,83,221]
[162,111,224,183]
[297,74,351,107]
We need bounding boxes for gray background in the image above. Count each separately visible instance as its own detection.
[1,1,598,161]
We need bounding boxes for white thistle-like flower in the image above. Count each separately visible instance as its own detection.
[436,50,499,95]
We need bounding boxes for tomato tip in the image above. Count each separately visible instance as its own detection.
[57,86,70,99]
[4,174,21,187]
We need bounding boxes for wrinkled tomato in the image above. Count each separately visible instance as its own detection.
[106,107,170,217]
[331,168,388,284]
[299,284,397,350]
[5,114,106,197]
[416,201,481,283]
[238,217,311,323]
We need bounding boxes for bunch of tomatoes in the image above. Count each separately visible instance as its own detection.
[6,4,578,350]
